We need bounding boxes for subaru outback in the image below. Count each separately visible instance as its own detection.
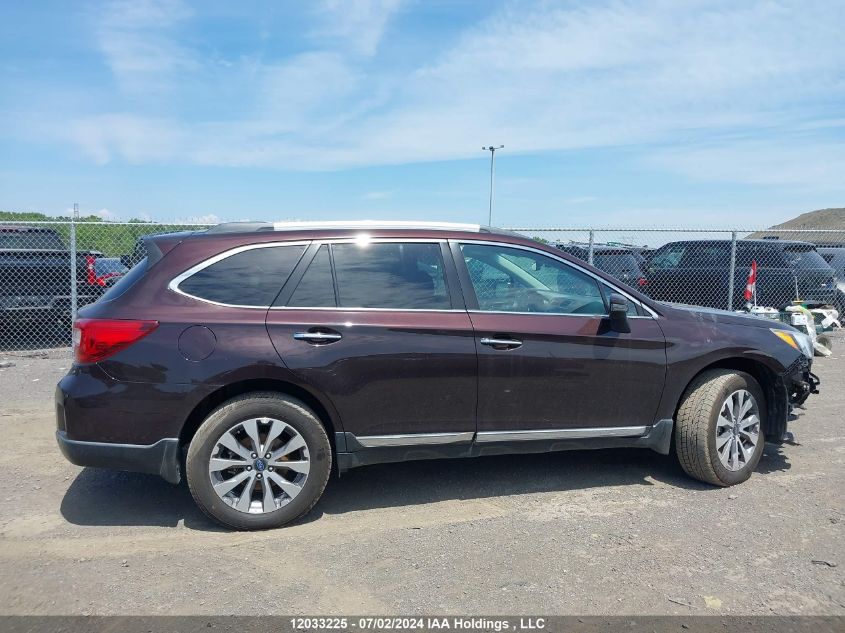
[56,222,820,530]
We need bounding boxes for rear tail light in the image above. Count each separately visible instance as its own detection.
[73,318,158,363]
[637,277,648,287]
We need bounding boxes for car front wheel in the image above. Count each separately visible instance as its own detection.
[186,392,332,530]
[675,369,766,486]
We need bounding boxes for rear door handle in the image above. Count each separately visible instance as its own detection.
[293,330,342,344]
[480,337,523,349]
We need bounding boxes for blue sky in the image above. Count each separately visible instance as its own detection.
[1,0,843,227]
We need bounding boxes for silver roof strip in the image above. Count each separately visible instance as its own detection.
[270,220,483,232]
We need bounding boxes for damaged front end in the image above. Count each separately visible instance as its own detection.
[785,355,820,407]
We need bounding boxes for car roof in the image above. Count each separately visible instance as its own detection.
[0,225,59,232]
[660,238,817,249]
[556,243,635,254]
[205,220,517,235]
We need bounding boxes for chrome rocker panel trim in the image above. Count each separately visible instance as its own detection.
[337,420,674,472]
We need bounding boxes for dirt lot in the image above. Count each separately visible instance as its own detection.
[0,341,843,616]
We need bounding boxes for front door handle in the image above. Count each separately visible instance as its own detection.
[293,330,342,344]
[480,337,523,350]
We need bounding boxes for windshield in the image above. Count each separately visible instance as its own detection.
[782,245,830,269]
[0,230,66,250]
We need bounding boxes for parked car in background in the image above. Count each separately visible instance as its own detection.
[817,246,845,311]
[554,243,648,289]
[57,221,818,530]
[0,225,102,327]
[86,256,128,290]
[645,239,836,310]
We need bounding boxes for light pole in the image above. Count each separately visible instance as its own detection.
[482,145,503,226]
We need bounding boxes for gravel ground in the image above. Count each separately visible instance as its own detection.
[0,339,843,616]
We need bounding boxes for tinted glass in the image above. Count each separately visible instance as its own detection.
[781,245,830,269]
[602,283,640,316]
[593,252,643,278]
[100,257,148,302]
[460,243,605,315]
[94,258,128,276]
[332,242,451,309]
[679,243,728,267]
[288,245,336,307]
[0,229,65,249]
[178,245,306,306]
[650,243,686,269]
[751,245,786,267]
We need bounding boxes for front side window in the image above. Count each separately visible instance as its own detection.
[177,244,306,306]
[331,242,451,310]
[460,243,606,315]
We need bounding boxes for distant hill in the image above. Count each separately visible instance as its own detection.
[750,208,845,244]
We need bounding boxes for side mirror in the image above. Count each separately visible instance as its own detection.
[608,293,631,333]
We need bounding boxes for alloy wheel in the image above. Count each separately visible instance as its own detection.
[715,389,760,472]
[207,417,310,514]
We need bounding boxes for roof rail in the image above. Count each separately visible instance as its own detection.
[206,220,499,234]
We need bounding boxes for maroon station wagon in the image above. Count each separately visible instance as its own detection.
[56,221,819,530]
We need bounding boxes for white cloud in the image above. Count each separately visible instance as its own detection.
[96,0,197,92]
[362,190,393,200]
[54,0,845,191]
[312,0,403,56]
[648,139,845,189]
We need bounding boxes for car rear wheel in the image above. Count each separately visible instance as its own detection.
[675,370,766,486]
[186,392,331,530]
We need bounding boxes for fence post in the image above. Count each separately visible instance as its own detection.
[587,229,595,266]
[69,217,78,328]
[727,230,737,311]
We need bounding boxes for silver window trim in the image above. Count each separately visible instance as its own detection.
[168,240,311,309]
[455,239,659,319]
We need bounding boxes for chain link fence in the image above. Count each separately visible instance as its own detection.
[2,221,844,355]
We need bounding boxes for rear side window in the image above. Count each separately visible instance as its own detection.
[99,257,148,302]
[288,245,336,307]
[331,242,451,309]
[177,245,306,306]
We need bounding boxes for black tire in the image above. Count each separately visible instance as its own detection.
[186,391,332,530]
[674,370,766,486]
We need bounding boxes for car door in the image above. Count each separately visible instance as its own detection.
[266,239,477,445]
[453,240,667,439]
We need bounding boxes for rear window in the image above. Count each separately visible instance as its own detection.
[177,245,307,306]
[593,252,643,277]
[94,258,128,276]
[781,245,830,270]
[650,243,686,269]
[0,229,66,250]
[99,257,149,302]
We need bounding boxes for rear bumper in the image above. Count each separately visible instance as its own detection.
[56,430,181,484]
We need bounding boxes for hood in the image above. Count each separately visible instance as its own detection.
[663,302,795,331]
